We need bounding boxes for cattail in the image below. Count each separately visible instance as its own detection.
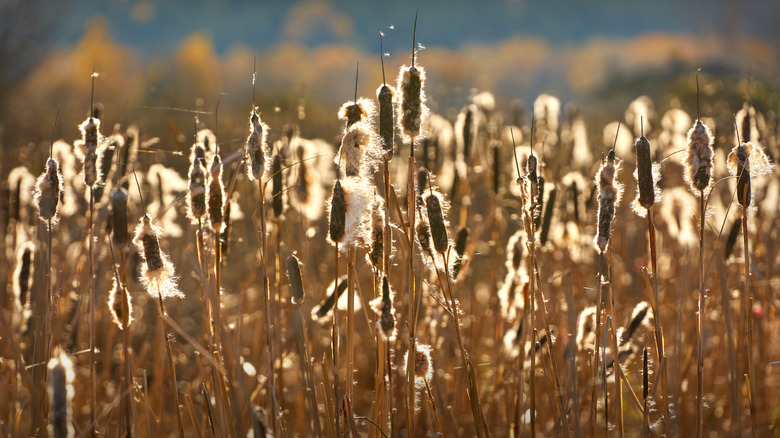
[426,191,448,254]
[576,306,597,351]
[118,126,138,178]
[527,153,539,203]
[271,154,284,217]
[491,140,501,193]
[94,138,116,202]
[367,197,385,270]
[370,276,396,341]
[338,97,376,128]
[397,64,428,143]
[48,348,75,438]
[133,214,182,299]
[111,185,129,248]
[727,141,773,208]
[108,276,133,330]
[529,330,553,356]
[451,226,470,279]
[377,84,396,156]
[417,218,433,257]
[220,201,232,256]
[619,301,653,347]
[328,180,346,244]
[13,242,34,308]
[682,120,714,195]
[245,111,269,181]
[594,149,623,253]
[534,175,545,230]
[292,141,325,221]
[336,121,379,178]
[457,105,475,160]
[405,343,433,386]
[633,134,660,215]
[539,187,557,245]
[313,277,349,319]
[187,149,207,223]
[724,216,742,259]
[34,158,63,222]
[208,155,224,227]
[286,254,304,304]
[75,117,101,187]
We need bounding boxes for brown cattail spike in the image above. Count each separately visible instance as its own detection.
[286,255,305,304]
[111,186,129,248]
[417,220,433,257]
[735,144,751,207]
[35,158,62,222]
[634,135,654,209]
[272,154,283,218]
[377,84,395,156]
[77,117,101,187]
[683,120,714,195]
[540,187,557,245]
[48,349,75,438]
[133,214,182,299]
[451,226,470,278]
[397,64,427,144]
[368,199,384,270]
[594,148,623,253]
[329,180,346,243]
[108,277,133,330]
[314,277,349,318]
[14,243,34,308]
[426,193,448,254]
[187,151,207,223]
[245,111,268,180]
[208,155,224,227]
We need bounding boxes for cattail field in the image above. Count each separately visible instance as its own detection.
[1,2,779,437]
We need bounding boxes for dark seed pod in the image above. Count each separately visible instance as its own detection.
[368,206,384,270]
[286,255,304,304]
[527,154,539,202]
[78,117,100,187]
[724,216,742,259]
[534,175,545,230]
[735,144,751,207]
[35,158,62,221]
[99,140,116,185]
[397,65,426,142]
[187,155,207,222]
[377,84,395,156]
[451,226,470,279]
[619,302,651,346]
[220,201,231,256]
[426,193,448,254]
[594,149,622,253]
[272,154,283,218]
[491,140,501,194]
[379,276,395,337]
[634,136,655,209]
[14,243,33,307]
[416,170,427,205]
[462,106,474,159]
[570,180,580,224]
[48,350,74,438]
[111,186,129,248]
[208,156,224,227]
[314,277,348,318]
[137,216,164,272]
[417,220,433,256]
[540,187,557,246]
[329,181,346,244]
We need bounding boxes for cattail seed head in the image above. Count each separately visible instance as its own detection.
[286,254,304,304]
[594,149,623,253]
[370,276,396,341]
[336,121,380,178]
[539,187,557,245]
[527,154,539,203]
[377,84,396,156]
[451,226,470,279]
[111,186,129,248]
[245,111,269,181]
[576,306,597,351]
[416,219,433,257]
[682,120,714,195]
[133,215,182,299]
[633,136,655,209]
[76,117,101,187]
[397,65,427,143]
[426,193,448,254]
[338,97,376,128]
[14,242,34,308]
[328,180,346,244]
[108,276,133,330]
[405,343,433,386]
[34,158,63,222]
[48,348,75,438]
[368,197,385,270]
[208,155,224,227]
[272,154,284,218]
[619,301,653,347]
[313,277,349,319]
[187,151,207,223]
[728,141,774,208]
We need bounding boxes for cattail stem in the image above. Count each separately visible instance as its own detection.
[88,188,97,437]
[157,287,185,438]
[346,246,356,407]
[119,252,134,438]
[406,153,417,438]
[332,243,341,438]
[607,242,624,438]
[592,253,604,437]
[528,198,537,438]
[647,210,671,436]
[697,190,705,438]
[741,204,758,437]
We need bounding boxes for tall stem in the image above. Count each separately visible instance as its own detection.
[742,205,758,437]
[88,188,97,437]
[258,179,278,436]
[647,210,670,436]
[333,243,341,438]
[157,288,185,437]
[346,246,356,406]
[406,153,417,437]
[697,191,705,437]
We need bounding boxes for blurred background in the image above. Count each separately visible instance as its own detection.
[1,0,779,160]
